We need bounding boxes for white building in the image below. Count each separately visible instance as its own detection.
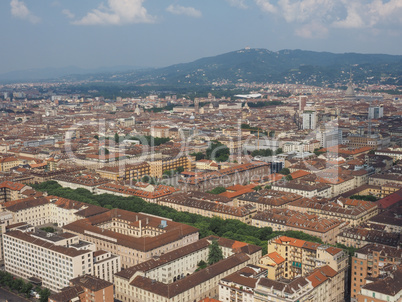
[3,228,120,292]
[302,110,317,130]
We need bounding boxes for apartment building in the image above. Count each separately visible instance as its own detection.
[287,197,379,227]
[351,244,402,302]
[267,236,348,283]
[271,181,332,198]
[252,208,347,244]
[236,190,302,212]
[3,229,120,292]
[178,162,270,192]
[232,265,342,302]
[337,226,400,249]
[158,191,256,224]
[356,264,402,302]
[115,236,262,302]
[0,211,13,262]
[0,181,32,203]
[62,208,199,268]
[48,274,114,302]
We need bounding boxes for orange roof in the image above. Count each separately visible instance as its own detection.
[290,170,310,179]
[267,251,285,265]
[0,181,26,191]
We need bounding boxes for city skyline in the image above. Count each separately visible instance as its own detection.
[1,0,402,74]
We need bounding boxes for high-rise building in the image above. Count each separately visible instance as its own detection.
[368,105,384,119]
[303,110,317,130]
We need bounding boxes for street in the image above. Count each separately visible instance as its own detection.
[0,288,31,302]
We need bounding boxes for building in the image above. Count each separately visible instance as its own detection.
[0,181,32,203]
[252,208,348,244]
[236,190,302,212]
[368,105,384,119]
[337,226,400,249]
[253,265,343,302]
[271,181,332,198]
[267,236,348,280]
[62,209,199,268]
[302,110,317,130]
[3,229,120,292]
[356,264,402,302]
[351,244,402,302]
[179,162,270,192]
[158,191,256,224]
[287,197,379,227]
[48,274,114,302]
[114,236,262,302]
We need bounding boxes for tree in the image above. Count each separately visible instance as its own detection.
[176,166,184,173]
[208,240,223,265]
[275,148,283,154]
[114,133,120,143]
[21,282,33,298]
[207,187,226,194]
[253,185,262,191]
[279,168,290,175]
[206,141,230,162]
[284,175,293,181]
[94,134,99,140]
[190,152,205,161]
[39,288,51,302]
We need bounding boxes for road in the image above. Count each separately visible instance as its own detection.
[0,288,31,302]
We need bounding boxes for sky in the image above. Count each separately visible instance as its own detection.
[1,0,402,73]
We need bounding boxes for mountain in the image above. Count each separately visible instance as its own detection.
[3,49,402,85]
[76,48,402,86]
[0,65,146,83]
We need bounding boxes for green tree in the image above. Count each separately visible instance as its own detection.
[275,148,283,154]
[94,134,99,140]
[279,168,290,175]
[190,152,205,161]
[21,282,33,298]
[208,240,223,265]
[39,288,51,302]
[253,185,262,191]
[114,133,120,143]
[206,141,230,162]
[284,175,293,181]
[176,166,184,173]
[207,187,226,194]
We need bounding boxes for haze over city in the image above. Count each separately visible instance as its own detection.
[1,0,402,74]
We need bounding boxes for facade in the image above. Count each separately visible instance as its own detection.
[62,209,199,268]
[3,229,111,292]
[302,110,317,130]
[351,244,402,302]
[271,181,332,198]
[337,226,400,249]
[267,236,348,281]
[356,265,402,302]
[48,274,114,302]
[115,236,262,302]
[236,190,302,212]
[158,192,256,224]
[178,162,270,192]
[253,265,343,302]
[252,208,347,244]
[0,181,32,203]
[287,197,379,227]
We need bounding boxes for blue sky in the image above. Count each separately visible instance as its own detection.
[1,0,401,73]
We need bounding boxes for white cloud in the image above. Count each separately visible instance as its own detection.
[166,4,202,18]
[73,0,155,25]
[10,0,40,24]
[255,0,402,37]
[226,0,248,9]
[295,21,329,38]
[255,0,277,13]
[62,9,75,19]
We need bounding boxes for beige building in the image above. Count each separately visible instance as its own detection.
[63,209,199,268]
[115,236,262,302]
[0,181,32,203]
[287,197,379,227]
[158,192,256,224]
[351,244,402,302]
[252,208,348,244]
[271,181,332,198]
